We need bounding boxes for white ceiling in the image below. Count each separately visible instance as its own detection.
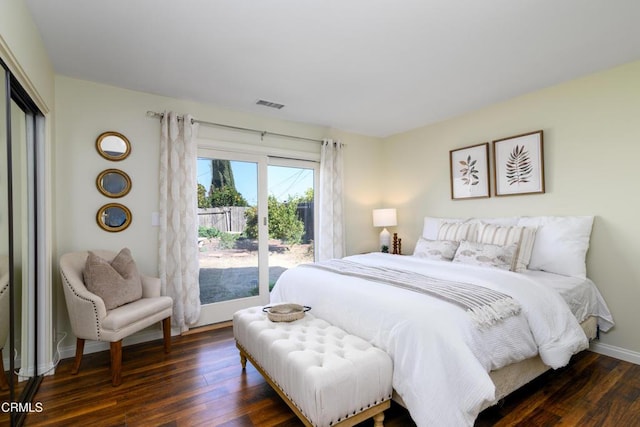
[25,0,640,137]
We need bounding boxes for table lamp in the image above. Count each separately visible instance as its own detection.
[372,208,397,252]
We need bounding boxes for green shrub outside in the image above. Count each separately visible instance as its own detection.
[218,232,239,249]
[244,195,305,244]
[198,226,221,239]
[198,226,239,250]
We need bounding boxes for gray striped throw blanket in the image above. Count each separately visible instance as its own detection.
[302,259,521,327]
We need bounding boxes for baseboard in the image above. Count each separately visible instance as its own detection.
[58,327,179,361]
[182,320,233,335]
[590,341,640,365]
[1,353,57,379]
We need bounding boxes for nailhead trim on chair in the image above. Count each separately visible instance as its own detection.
[60,269,102,341]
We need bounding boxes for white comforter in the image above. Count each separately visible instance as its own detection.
[270,253,589,426]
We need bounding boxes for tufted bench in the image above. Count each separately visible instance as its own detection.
[233,306,393,427]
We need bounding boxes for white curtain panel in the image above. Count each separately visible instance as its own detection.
[159,112,201,331]
[318,139,345,261]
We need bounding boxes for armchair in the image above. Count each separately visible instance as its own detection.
[59,250,173,386]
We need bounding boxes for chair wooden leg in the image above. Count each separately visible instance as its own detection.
[0,348,9,390]
[71,338,85,375]
[162,317,171,354]
[110,340,122,387]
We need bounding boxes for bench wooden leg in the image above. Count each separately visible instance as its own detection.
[236,343,247,369]
[110,340,122,387]
[373,411,385,427]
[240,353,247,370]
[71,338,85,375]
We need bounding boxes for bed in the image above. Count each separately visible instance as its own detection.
[270,215,614,426]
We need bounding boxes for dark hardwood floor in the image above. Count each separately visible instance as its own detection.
[24,326,640,426]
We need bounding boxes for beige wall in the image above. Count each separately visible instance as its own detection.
[0,0,54,111]
[383,60,640,355]
[54,76,383,348]
[330,128,386,255]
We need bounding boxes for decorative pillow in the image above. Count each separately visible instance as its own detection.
[422,216,466,240]
[517,216,594,278]
[452,240,517,270]
[83,248,143,310]
[413,238,460,261]
[437,222,478,242]
[466,217,520,227]
[476,223,537,272]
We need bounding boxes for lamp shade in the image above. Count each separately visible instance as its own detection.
[372,208,397,227]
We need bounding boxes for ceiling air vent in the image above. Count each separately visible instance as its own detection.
[256,99,285,109]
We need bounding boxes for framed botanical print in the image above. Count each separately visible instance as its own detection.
[449,142,490,200]
[493,130,544,196]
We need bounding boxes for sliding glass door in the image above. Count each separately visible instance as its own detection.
[194,150,317,326]
[266,159,317,286]
[194,150,267,325]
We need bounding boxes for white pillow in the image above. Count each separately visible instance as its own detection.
[517,216,594,278]
[438,222,478,242]
[467,217,520,227]
[476,223,537,272]
[413,238,460,261]
[422,216,518,240]
[452,240,517,270]
[422,216,466,240]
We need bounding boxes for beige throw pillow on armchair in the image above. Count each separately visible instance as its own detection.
[83,248,143,310]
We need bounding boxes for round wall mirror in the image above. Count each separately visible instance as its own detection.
[97,203,132,232]
[96,169,131,198]
[96,131,131,161]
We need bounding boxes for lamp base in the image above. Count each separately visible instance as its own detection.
[379,228,391,252]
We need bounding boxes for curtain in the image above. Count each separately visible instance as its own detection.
[318,139,345,261]
[159,112,201,331]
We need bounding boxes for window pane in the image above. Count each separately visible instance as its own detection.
[267,164,315,288]
[197,157,259,304]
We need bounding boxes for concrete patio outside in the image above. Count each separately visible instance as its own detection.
[198,238,313,304]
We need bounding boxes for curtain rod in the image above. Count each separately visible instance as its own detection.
[146,111,324,144]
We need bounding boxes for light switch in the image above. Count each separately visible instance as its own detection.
[151,211,160,227]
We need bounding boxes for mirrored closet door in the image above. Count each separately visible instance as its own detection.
[1,61,10,427]
[1,59,46,427]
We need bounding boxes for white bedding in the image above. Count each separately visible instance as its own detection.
[270,253,612,426]
[521,269,614,330]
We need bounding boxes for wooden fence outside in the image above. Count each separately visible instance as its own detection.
[198,207,249,233]
[198,203,314,242]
